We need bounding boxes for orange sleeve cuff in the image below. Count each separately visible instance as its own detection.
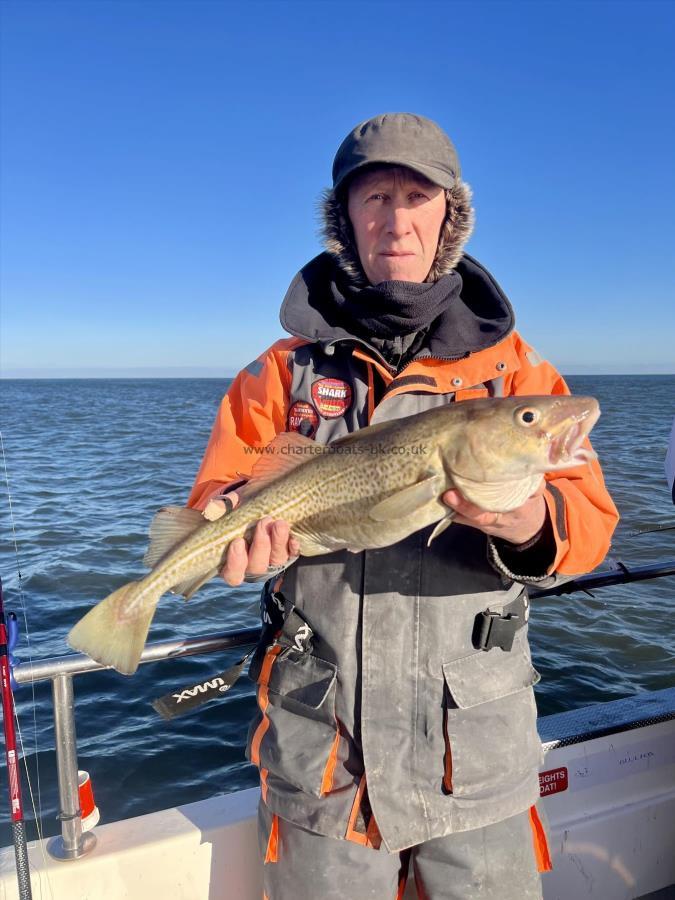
[543,484,570,574]
[543,471,619,576]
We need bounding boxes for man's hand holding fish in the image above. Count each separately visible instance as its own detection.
[204,495,300,587]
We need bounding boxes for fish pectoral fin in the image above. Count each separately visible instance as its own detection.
[293,532,346,556]
[171,567,220,601]
[369,474,443,522]
[144,506,205,569]
[290,524,355,556]
[451,473,543,512]
[426,511,456,546]
[237,432,327,502]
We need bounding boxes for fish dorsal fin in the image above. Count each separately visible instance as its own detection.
[451,473,543,512]
[237,432,326,502]
[144,506,205,569]
[330,419,394,447]
[369,473,443,522]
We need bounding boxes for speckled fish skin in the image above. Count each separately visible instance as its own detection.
[67,394,599,674]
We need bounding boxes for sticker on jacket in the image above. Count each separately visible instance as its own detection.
[287,400,319,437]
[311,378,352,419]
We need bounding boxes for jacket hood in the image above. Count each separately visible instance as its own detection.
[279,251,515,365]
[319,179,475,287]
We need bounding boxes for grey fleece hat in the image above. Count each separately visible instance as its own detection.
[332,112,461,192]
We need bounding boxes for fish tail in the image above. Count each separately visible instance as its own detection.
[67,579,159,676]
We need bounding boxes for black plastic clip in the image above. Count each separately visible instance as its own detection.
[473,610,521,652]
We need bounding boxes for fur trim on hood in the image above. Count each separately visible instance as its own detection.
[319,180,475,287]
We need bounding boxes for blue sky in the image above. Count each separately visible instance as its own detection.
[1,0,673,376]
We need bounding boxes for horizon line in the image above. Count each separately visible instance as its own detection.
[2,365,674,380]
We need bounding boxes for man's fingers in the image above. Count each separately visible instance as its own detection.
[452,510,500,529]
[246,518,274,574]
[449,494,547,544]
[221,517,299,584]
[222,538,248,586]
[442,490,488,520]
[442,489,461,508]
[269,520,291,567]
[203,490,242,522]
[203,499,227,522]
[443,482,545,521]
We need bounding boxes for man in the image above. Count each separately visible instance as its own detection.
[188,113,618,899]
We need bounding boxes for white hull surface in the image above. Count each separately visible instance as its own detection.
[2,687,674,900]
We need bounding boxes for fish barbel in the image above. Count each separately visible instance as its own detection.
[67,394,600,675]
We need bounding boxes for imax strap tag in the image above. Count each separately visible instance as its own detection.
[151,650,253,720]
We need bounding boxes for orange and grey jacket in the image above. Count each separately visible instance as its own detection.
[188,252,618,852]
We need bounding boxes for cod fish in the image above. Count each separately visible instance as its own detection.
[68,395,599,675]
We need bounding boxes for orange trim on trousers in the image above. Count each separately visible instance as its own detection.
[320,727,341,796]
[345,776,382,850]
[264,813,279,865]
[529,805,553,872]
[442,709,453,794]
[250,645,283,802]
[250,644,283,765]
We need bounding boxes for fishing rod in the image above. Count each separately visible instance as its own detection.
[529,558,675,599]
[0,578,33,900]
[629,523,675,536]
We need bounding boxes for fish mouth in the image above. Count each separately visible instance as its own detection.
[547,400,600,468]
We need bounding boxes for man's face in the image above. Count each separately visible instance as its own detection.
[346,166,446,284]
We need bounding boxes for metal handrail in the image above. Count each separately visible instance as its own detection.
[11,626,261,684]
[11,625,261,861]
[8,558,675,862]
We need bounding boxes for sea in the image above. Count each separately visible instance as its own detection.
[0,375,673,846]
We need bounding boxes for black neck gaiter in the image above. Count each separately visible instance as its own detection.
[327,270,464,340]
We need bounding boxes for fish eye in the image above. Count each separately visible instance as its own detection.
[516,407,540,426]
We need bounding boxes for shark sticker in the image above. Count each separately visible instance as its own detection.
[311,378,352,419]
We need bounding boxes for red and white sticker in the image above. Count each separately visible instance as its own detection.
[539,766,568,797]
[311,378,352,419]
[287,401,319,437]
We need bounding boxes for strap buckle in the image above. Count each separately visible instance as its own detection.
[473,610,521,652]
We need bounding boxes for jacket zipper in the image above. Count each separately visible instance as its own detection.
[395,352,467,377]
[325,338,467,377]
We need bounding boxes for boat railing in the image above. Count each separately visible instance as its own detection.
[11,626,260,861]
[8,559,675,862]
